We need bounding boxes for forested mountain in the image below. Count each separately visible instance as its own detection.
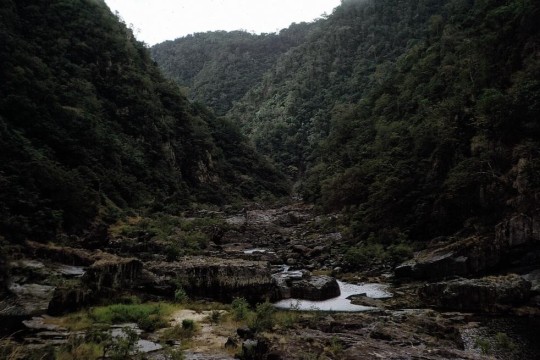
[153,0,540,244]
[150,24,314,115]
[0,0,288,244]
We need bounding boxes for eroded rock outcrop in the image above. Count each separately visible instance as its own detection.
[396,214,540,280]
[419,274,531,312]
[145,257,275,302]
[84,256,142,292]
[6,242,144,315]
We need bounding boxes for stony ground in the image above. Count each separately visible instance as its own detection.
[1,201,539,359]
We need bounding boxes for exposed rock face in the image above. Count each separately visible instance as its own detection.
[84,256,142,292]
[495,213,540,247]
[290,276,340,301]
[419,274,531,312]
[396,213,540,280]
[145,257,275,302]
[6,242,144,315]
[48,286,93,316]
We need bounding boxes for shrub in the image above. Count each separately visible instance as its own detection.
[387,242,413,264]
[231,297,250,321]
[137,314,168,332]
[494,332,516,352]
[174,286,189,303]
[104,327,139,360]
[249,301,276,332]
[208,310,221,325]
[182,319,195,331]
[344,243,385,268]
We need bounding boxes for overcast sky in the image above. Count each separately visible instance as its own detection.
[103,0,342,45]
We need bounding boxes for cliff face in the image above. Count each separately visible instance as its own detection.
[146,257,276,303]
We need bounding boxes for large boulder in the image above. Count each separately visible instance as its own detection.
[0,283,55,316]
[290,275,340,301]
[419,274,531,312]
[145,257,275,303]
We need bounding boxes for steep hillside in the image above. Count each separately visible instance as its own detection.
[153,0,540,246]
[305,0,540,242]
[0,0,288,244]
[229,0,450,176]
[150,24,314,115]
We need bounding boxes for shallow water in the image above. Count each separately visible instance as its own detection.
[274,280,392,312]
[243,248,271,254]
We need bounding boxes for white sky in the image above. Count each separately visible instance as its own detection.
[103,0,342,45]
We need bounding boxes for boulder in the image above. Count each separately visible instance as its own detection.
[240,338,270,360]
[522,269,540,294]
[1,283,55,316]
[145,257,275,302]
[290,275,340,301]
[419,274,531,312]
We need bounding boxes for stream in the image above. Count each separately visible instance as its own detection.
[274,280,391,311]
[269,261,392,312]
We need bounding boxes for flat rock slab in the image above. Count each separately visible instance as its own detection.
[1,283,55,316]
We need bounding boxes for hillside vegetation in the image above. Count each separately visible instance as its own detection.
[0,0,288,244]
[152,0,540,245]
[151,24,315,116]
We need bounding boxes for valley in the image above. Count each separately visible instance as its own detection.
[0,0,539,358]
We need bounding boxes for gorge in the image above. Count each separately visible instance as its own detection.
[1,0,540,359]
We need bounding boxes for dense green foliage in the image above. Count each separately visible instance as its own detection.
[309,0,540,242]
[155,0,540,245]
[0,0,288,243]
[151,25,314,115]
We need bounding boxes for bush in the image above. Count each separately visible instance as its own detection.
[249,301,276,332]
[344,243,385,269]
[231,297,250,321]
[387,242,413,264]
[137,314,168,332]
[160,322,197,342]
[105,327,139,360]
[494,332,516,352]
[174,286,189,303]
[208,310,221,325]
[182,319,195,331]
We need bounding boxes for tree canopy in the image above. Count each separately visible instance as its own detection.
[0,0,288,243]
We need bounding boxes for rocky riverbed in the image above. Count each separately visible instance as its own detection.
[1,202,539,359]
